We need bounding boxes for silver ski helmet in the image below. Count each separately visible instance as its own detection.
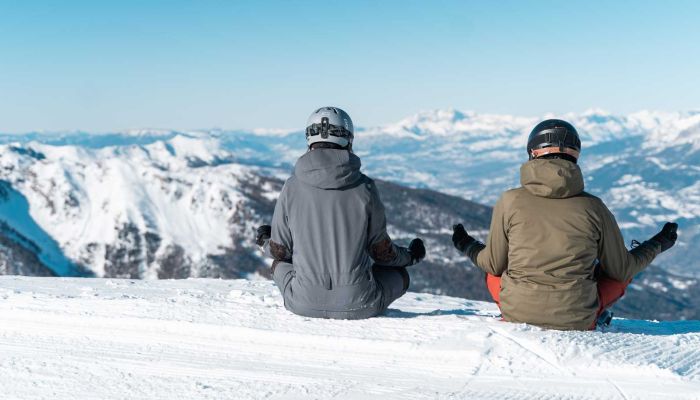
[526,119,581,161]
[305,107,354,148]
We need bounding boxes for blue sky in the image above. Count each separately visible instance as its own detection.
[1,0,699,132]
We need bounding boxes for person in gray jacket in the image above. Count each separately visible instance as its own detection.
[256,106,426,319]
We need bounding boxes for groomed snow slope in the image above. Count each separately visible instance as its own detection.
[1,277,698,400]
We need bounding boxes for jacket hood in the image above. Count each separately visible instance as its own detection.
[294,149,363,189]
[520,158,585,199]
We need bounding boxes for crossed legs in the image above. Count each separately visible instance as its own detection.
[485,271,630,329]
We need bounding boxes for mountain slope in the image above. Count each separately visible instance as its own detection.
[0,137,276,279]
[1,277,698,400]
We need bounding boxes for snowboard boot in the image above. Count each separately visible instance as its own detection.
[597,309,614,328]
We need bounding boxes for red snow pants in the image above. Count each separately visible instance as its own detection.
[485,273,630,330]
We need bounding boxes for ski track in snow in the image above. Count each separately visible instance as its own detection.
[0,277,698,400]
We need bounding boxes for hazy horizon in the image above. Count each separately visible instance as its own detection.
[2,106,700,135]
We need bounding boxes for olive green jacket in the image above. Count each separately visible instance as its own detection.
[466,158,661,330]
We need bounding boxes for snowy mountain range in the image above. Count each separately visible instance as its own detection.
[0,135,281,280]
[0,109,699,320]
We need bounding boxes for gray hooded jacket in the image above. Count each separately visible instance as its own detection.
[267,148,412,318]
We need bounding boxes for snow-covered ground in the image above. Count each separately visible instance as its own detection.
[1,277,698,400]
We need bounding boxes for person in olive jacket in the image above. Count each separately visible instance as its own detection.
[452,119,678,330]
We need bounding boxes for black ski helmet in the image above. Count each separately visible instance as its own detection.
[526,119,581,161]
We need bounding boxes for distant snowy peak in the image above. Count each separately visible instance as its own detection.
[365,109,536,141]
[361,109,700,150]
[4,109,700,151]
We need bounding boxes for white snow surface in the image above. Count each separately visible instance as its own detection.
[1,276,698,400]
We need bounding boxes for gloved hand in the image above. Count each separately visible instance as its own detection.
[255,225,272,246]
[649,222,678,253]
[452,224,476,253]
[408,238,426,265]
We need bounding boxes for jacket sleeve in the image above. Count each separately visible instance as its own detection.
[366,181,413,267]
[467,195,509,276]
[597,202,661,282]
[268,180,294,263]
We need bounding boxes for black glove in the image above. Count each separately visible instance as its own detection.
[649,222,678,253]
[255,225,271,246]
[408,238,426,265]
[452,224,476,253]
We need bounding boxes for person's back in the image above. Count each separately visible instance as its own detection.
[274,147,397,317]
[482,158,655,329]
[452,119,678,330]
[257,107,426,319]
